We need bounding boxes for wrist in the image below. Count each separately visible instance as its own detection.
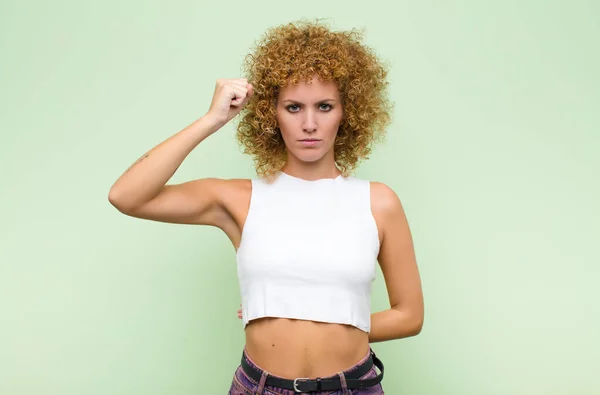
[200,112,227,131]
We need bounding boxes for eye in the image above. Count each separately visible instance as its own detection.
[285,104,333,112]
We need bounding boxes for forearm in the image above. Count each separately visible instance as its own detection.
[368,308,423,343]
[108,114,222,210]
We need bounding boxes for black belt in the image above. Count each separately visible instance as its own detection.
[240,349,384,393]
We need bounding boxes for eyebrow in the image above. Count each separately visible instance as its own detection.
[281,99,336,104]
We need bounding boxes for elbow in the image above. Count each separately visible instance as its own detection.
[389,306,424,339]
[402,317,423,338]
[402,310,424,338]
[108,188,134,214]
[409,307,424,336]
[108,188,123,209]
[108,188,119,206]
[411,315,424,336]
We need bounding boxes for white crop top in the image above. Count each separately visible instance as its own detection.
[236,171,381,333]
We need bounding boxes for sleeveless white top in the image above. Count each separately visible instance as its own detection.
[236,171,380,333]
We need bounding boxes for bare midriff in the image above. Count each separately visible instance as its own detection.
[243,317,371,379]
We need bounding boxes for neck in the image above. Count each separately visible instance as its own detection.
[281,157,341,181]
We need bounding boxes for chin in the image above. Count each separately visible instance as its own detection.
[291,150,328,163]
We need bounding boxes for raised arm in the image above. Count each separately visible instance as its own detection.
[108,78,253,227]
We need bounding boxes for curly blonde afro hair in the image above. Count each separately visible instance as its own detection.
[236,19,393,179]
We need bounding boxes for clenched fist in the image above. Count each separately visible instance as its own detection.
[206,78,254,127]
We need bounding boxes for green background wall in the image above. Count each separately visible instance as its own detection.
[1,1,598,394]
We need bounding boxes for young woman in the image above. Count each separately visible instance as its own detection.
[109,20,424,395]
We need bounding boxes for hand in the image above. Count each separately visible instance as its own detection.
[206,78,254,127]
[237,304,242,319]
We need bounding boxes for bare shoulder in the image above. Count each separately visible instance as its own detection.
[212,177,251,195]
[216,177,252,207]
[369,181,403,214]
[212,178,253,247]
[183,176,250,202]
[190,176,250,190]
[369,181,408,243]
[191,177,251,216]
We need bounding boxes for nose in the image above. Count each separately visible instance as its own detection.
[302,109,317,133]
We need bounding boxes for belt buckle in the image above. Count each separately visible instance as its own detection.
[293,377,309,393]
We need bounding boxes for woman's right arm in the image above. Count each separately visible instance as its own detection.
[108,78,253,227]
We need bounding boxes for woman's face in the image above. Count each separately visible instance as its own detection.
[275,75,343,165]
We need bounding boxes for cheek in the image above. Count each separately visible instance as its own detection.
[328,110,343,128]
[277,124,295,145]
[276,111,293,131]
[279,130,293,144]
[327,117,343,138]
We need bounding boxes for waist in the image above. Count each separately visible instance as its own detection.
[244,317,370,378]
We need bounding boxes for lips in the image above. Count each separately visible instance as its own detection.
[299,139,321,147]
